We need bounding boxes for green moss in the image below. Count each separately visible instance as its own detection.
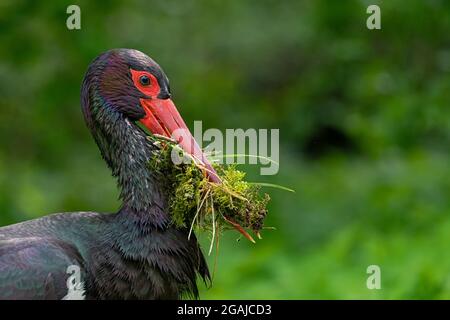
[148,136,270,244]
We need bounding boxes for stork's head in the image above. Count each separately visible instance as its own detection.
[81,48,220,183]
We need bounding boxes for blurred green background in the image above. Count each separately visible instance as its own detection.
[0,0,449,299]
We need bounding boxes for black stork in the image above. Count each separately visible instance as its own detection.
[0,48,222,300]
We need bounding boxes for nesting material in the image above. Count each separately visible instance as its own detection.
[148,136,271,249]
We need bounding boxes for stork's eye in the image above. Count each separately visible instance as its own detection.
[130,69,159,96]
[139,75,150,86]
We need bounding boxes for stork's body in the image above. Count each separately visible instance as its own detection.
[0,49,217,299]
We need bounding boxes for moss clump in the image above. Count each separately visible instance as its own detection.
[148,136,270,245]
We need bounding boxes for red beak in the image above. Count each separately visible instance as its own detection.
[140,97,221,184]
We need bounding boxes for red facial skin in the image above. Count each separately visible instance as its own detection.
[130,69,221,183]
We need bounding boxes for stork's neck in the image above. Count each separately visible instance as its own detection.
[84,96,169,228]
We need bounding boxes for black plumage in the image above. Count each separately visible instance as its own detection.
[0,49,210,300]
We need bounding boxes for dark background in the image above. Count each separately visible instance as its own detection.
[0,0,449,298]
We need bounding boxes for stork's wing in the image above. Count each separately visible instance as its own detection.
[0,237,85,300]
